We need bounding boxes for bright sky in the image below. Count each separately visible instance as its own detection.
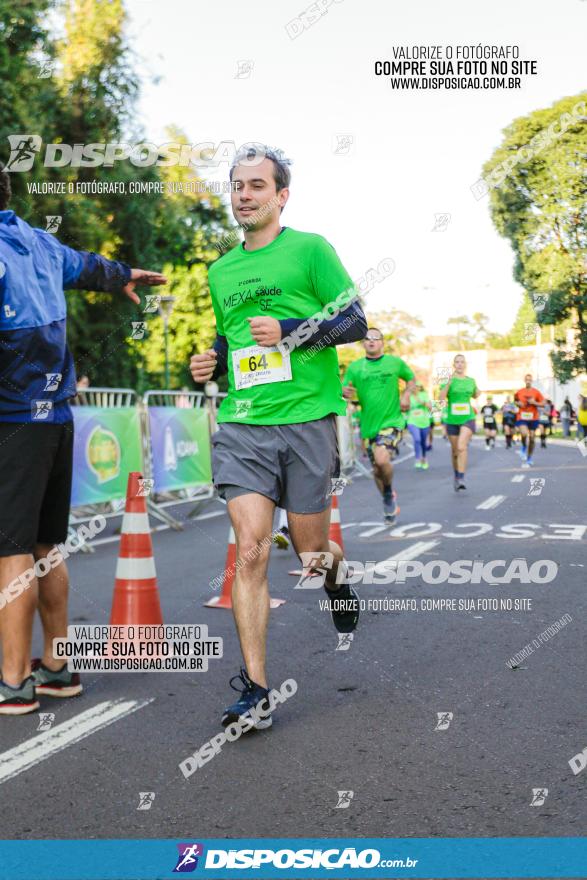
[124,0,586,336]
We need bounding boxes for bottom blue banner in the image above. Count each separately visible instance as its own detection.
[0,838,586,879]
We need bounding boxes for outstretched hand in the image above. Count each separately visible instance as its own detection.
[123,268,167,305]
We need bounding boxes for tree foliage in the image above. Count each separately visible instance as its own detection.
[1,0,234,390]
[482,92,587,380]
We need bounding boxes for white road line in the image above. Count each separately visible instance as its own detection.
[476,495,507,510]
[0,698,153,786]
[393,450,415,465]
[365,540,440,574]
[511,475,525,483]
[359,524,390,538]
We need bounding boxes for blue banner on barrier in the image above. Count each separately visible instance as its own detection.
[148,406,212,493]
[1,838,586,879]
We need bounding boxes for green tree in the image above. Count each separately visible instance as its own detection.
[447,314,472,349]
[0,0,234,390]
[482,92,587,380]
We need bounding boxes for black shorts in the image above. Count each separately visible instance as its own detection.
[366,427,403,464]
[0,422,74,557]
[446,420,477,436]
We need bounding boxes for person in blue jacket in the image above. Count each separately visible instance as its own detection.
[0,163,166,714]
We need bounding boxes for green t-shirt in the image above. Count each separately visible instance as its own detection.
[442,376,478,424]
[407,390,431,428]
[343,354,414,439]
[209,228,352,425]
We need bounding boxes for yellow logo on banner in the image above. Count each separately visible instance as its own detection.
[86,425,121,483]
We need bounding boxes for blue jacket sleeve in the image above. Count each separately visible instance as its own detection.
[279,300,367,348]
[60,242,132,292]
[212,334,228,379]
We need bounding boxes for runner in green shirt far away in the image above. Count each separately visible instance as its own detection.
[343,329,416,523]
[439,353,480,492]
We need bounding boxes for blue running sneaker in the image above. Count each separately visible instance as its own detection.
[222,668,272,730]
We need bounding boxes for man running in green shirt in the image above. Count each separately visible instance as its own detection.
[189,146,367,730]
[342,330,416,522]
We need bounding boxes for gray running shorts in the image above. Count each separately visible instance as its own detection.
[212,415,340,514]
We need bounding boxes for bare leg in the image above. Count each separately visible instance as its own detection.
[35,544,69,671]
[0,555,37,686]
[372,446,393,495]
[527,429,536,458]
[457,426,474,473]
[449,434,459,471]
[519,424,528,452]
[226,493,275,689]
[287,507,344,591]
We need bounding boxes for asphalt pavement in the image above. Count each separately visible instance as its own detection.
[1,434,585,844]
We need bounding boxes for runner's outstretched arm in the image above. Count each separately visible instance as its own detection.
[42,235,167,303]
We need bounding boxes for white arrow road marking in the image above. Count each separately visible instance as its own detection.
[476,495,507,510]
[0,698,153,785]
[364,540,440,575]
[511,475,525,483]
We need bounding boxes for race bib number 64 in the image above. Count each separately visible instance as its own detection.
[232,344,292,390]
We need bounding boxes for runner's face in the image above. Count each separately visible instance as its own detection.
[453,356,466,374]
[525,374,532,388]
[363,334,384,357]
[230,158,288,229]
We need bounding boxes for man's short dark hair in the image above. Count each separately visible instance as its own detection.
[0,162,11,210]
[229,145,291,192]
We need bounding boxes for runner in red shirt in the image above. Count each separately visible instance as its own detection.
[514,373,545,467]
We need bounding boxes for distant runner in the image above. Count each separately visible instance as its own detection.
[407,383,432,470]
[501,396,518,448]
[481,396,498,450]
[343,329,416,521]
[439,354,479,491]
[514,374,545,468]
[538,401,552,449]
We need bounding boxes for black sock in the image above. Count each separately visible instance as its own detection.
[325,571,350,595]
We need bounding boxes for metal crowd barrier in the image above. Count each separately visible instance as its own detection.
[74,387,137,408]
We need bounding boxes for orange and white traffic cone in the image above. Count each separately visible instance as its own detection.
[109,472,163,626]
[205,525,285,609]
[328,495,345,555]
[204,526,236,609]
